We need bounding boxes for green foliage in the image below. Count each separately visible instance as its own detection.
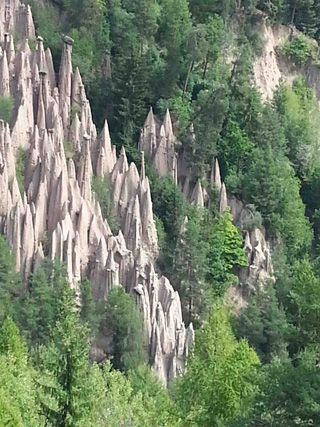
[285,258,320,352]
[25,0,62,64]
[22,259,79,348]
[105,287,146,372]
[80,278,103,339]
[151,174,185,241]
[173,304,260,426]
[7,0,320,423]
[150,172,186,274]
[101,361,181,426]
[0,242,182,425]
[70,28,98,87]
[157,0,192,96]
[0,96,14,124]
[173,207,247,325]
[157,91,191,132]
[274,76,320,179]
[281,34,312,64]
[204,209,248,297]
[35,284,106,426]
[235,281,289,363]
[15,148,25,195]
[127,364,181,426]
[24,267,57,346]
[0,319,43,426]
[63,0,106,30]
[173,209,208,325]
[112,51,150,149]
[0,236,22,323]
[235,347,320,426]
[91,175,118,233]
[190,0,237,22]
[257,0,284,23]
[218,119,254,176]
[63,140,75,161]
[242,147,313,260]
[242,204,263,231]
[283,0,320,40]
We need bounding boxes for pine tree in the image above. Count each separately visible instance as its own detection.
[24,267,55,346]
[157,0,192,97]
[0,318,43,426]
[0,236,23,323]
[35,284,105,426]
[80,277,103,339]
[235,281,289,363]
[173,209,208,326]
[105,286,146,372]
[113,51,149,152]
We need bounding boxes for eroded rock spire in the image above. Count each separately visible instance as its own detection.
[0,0,193,385]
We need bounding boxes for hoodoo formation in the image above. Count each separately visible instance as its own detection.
[0,0,276,384]
[3,0,320,425]
[0,0,194,385]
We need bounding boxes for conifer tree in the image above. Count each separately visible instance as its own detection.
[0,236,23,323]
[35,283,105,426]
[105,286,146,372]
[235,281,289,363]
[0,318,43,426]
[173,210,207,325]
[80,277,103,339]
[24,267,55,346]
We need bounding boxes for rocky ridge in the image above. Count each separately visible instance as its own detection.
[0,0,193,385]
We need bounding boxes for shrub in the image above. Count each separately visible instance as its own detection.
[281,35,311,65]
[15,148,25,195]
[242,204,263,231]
[0,97,14,124]
[92,175,118,233]
[63,140,75,161]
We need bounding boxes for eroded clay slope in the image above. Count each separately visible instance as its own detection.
[254,13,320,101]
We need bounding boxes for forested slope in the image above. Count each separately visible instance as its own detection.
[1,0,320,425]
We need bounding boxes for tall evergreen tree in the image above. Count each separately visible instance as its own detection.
[235,281,289,363]
[0,318,43,426]
[35,284,105,426]
[173,210,208,325]
[105,287,146,372]
[0,236,23,323]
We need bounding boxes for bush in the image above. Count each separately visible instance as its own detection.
[92,175,118,234]
[242,204,263,231]
[0,97,14,124]
[15,148,25,195]
[281,35,311,65]
[63,140,75,161]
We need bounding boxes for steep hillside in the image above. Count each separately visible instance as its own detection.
[2,0,320,425]
[254,14,320,101]
[0,0,195,386]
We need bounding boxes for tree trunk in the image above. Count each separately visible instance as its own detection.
[291,0,297,25]
[202,56,208,80]
[183,61,194,99]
